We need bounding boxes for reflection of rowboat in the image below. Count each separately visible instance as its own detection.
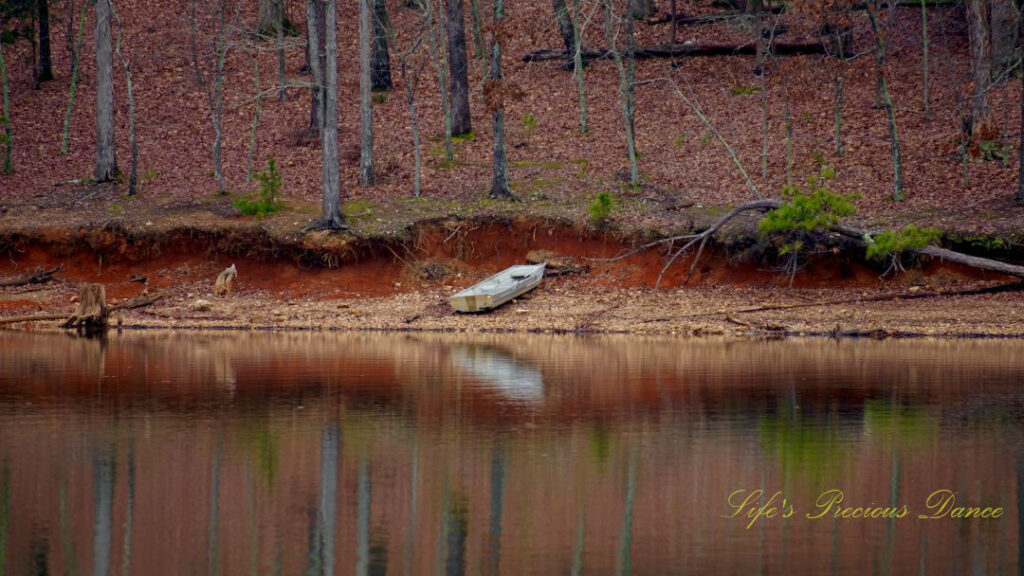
[451,346,544,402]
[448,264,545,313]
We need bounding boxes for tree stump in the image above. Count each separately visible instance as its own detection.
[63,284,109,333]
[214,264,237,297]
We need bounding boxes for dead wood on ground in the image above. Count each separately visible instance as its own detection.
[0,266,62,287]
[522,42,825,63]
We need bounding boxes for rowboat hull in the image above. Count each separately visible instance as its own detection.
[449,264,545,313]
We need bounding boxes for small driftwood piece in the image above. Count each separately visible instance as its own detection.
[0,266,63,287]
[214,264,237,297]
[62,284,109,332]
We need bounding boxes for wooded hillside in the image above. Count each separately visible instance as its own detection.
[0,0,1022,236]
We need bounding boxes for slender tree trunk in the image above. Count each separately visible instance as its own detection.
[605,0,639,187]
[277,0,287,101]
[60,0,87,154]
[572,0,587,133]
[210,6,229,195]
[31,6,39,90]
[0,44,11,174]
[308,0,346,229]
[669,0,676,42]
[553,0,576,68]
[469,0,486,79]
[782,73,793,185]
[447,0,472,135]
[307,0,326,136]
[868,6,904,201]
[966,0,992,140]
[38,0,53,82]
[372,0,393,91]
[920,0,929,120]
[324,0,345,226]
[424,0,453,161]
[833,28,844,156]
[248,52,262,179]
[360,0,376,186]
[66,0,74,75]
[94,0,118,182]
[760,72,768,178]
[1017,0,1024,202]
[400,49,422,197]
[488,0,513,199]
[110,0,137,195]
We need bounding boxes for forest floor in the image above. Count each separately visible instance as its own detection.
[2,0,1024,335]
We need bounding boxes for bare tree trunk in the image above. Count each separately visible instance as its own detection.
[605,0,639,187]
[307,0,346,230]
[94,0,118,183]
[572,0,587,133]
[488,0,513,199]
[553,0,576,68]
[277,0,287,101]
[868,5,904,201]
[258,0,287,36]
[400,43,423,197]
[469,0,486,79]
[372,0,393,91]
[966,0,992,140]
[360,0,376,186]
[628,0,656,19]
[210,5,229,195]
[920,0,929,120]
[60,0,87,154]
[447,0,472,135]
[424,0,453,161]
[0,44,11,174]
[38,0,53,82]
[1018,0,1024,202]
[110,0,137,195]
[307,0,326,135]
[833,27,844,156]
[248,51,262,179]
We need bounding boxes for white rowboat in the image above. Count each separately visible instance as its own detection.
[449,264,545,313]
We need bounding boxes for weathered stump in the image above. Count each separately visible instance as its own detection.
[63,284,109,333]
[214,264,237,297]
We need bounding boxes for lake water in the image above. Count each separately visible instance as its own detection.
[0,332,1022,575]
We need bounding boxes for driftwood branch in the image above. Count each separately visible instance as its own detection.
[0,266,62,287]
[733,281,1024,314]
[523,42,825,63]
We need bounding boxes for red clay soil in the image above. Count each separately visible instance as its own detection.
[2,217,1021,337]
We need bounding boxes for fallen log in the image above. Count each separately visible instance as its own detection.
[0,266,62,287]
[650,7,786,25]
[523,41,826,63]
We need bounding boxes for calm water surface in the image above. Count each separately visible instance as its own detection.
[0,332,1022,575]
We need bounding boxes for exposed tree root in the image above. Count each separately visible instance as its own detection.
[594,198,1024,285]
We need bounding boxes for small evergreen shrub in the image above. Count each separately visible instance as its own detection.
[233,156,284,217]
[588,191,616,227]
